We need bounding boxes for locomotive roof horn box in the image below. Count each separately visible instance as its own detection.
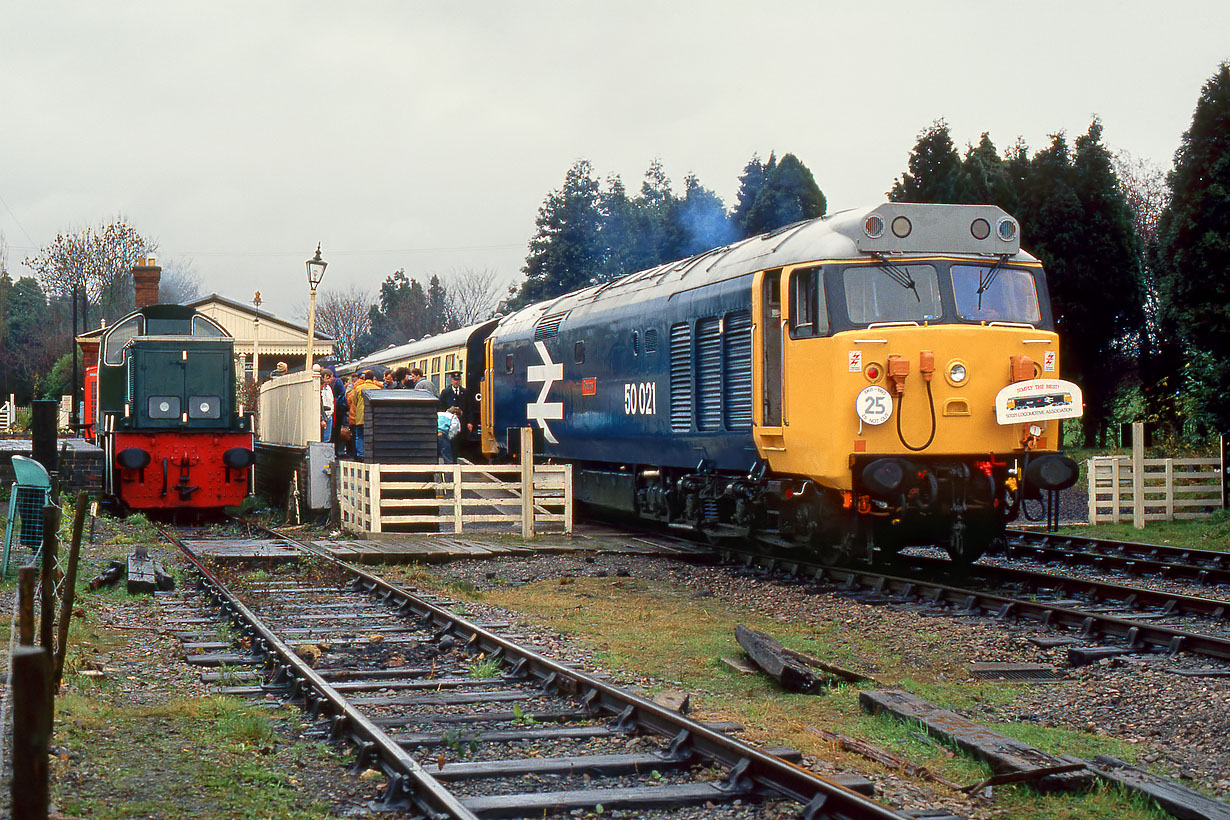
[855,203,1020,256]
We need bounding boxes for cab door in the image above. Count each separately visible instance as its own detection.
[481,337,497,456]
[752,269,786,458]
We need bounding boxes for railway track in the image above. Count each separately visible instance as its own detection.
[706,543,1230,666]
[1002,527,1230,588]
[156,522,924,820]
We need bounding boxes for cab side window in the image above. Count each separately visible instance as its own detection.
[789,267,827,338]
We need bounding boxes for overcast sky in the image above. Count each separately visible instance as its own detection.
[2,2,1227,320]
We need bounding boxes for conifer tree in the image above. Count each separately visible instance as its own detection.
[1153,61,1230,433]
[516,160,604,305]
[743,153,825,236]
[1017,123,1143,445]
[958,133,1016,210]
[890,121,963,203]
[425,274,450,335]
[731,153,774,238]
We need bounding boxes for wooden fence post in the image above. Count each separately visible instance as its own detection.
[564,464,573,534]
[1132,422,1145,530]
[13,645,51,820]
[54,490,89,687]
[1109,457,1122,523]
[1092,459,1102,523]
[1163,459,1175,521]
[521,427,535,540]
[1222,432,1229,511]
[370,463,382,534]
[18,565,37,645]
[452,463,463,534]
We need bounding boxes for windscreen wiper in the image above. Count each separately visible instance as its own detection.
[975,254,1012,310]
[871,253,920,302]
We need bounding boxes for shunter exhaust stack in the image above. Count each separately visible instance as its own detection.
[133,256,161,308]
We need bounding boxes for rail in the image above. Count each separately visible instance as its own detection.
[338,461,573,537]
[257,372,321,446]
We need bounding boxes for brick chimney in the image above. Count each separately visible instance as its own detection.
[132,256,161,308]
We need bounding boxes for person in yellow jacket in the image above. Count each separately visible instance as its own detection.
[347,369,381,459]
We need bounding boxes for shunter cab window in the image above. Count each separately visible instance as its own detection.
[843,263,941,325]
[951,265,1042,324]
[191,316,227,337]
[789,267,827,338]
[104,314,143,365]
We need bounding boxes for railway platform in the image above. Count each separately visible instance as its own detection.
[180,523,706,564]
[0,437,103,496]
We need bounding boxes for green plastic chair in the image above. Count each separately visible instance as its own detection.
[2,455,52,577]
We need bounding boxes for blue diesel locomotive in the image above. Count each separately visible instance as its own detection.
[479,203,1082,563]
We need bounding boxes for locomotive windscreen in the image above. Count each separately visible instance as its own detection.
[951,265,1042,323]
[843,264,943,324]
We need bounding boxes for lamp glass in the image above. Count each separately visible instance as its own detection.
[306,244,328,288]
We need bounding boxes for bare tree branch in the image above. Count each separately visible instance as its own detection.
[314,283,373,362]
[1113,150,1169,246]
[158,258,203,304]
[23,218,156,318]
[446,267,501,326]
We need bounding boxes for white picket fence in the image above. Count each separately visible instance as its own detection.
[0,394,17,431]
[1087,455,1223,525]
[338,461,572,537]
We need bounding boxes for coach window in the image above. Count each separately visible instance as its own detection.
[574,341,585,364]
[788,267,827,338]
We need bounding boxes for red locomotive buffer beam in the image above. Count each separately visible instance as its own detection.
[113,431,253,509]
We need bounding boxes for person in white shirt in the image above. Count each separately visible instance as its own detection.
[437,406,461,463]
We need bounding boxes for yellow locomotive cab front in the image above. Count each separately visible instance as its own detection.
[748,205,1081,562]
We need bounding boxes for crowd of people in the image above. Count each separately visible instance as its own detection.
[315,365,470,463]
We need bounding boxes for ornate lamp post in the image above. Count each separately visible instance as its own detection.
[304,243,327,372]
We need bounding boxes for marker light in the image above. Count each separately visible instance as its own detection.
[970,218,991,240]
[891,216,912,238]
[997,217,1018,241]
[948,362,967,385]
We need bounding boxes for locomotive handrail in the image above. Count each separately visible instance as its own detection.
[866,321,920,329]
[986,321,1037,329]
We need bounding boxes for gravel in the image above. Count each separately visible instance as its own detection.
[426,548,1230,808]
